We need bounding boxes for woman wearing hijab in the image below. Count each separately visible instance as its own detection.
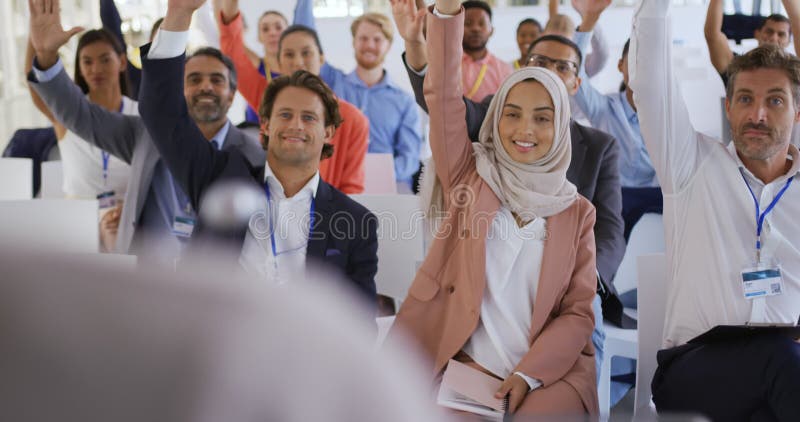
[388,0,598,416]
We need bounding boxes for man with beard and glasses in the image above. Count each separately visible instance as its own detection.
[632,0,800,420]
[27,0,264,264]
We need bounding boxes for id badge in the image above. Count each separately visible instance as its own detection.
[96,190,116,209]
[172,216,196,238]
[741,259,784,300]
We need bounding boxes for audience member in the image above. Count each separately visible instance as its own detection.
[705,0,800,87]
[572,0,662,239]
[512,18,543,70]
[458,1,513,102]
[138,0,378,302]
[389,0,598,415]
[219,0,369,194]
[394,0,628,387]
[632,1,800,420]
[27,1,264,263]
[547,0,609,79]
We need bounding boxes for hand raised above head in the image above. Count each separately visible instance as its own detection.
[219,0,240,21]
[167,0,207,13]
[162,0,207,32]
[571,0,612,18]
[390,0,426,44]
[434,0,461,16]
[28,0,84,61]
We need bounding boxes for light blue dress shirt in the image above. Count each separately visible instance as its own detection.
[573,31,659,188]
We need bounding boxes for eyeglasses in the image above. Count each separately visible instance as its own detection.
[526,54,579,76]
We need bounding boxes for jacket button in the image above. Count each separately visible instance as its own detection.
[448,285,455,294]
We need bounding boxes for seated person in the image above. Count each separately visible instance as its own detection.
[27,1,264,263]
[632,1,800,420]
[547,0,609,78]
[388,0,597,416]
[572,0,662,239]
[458,0,513,102]
[512,18,542,70]
[219,0,369,194]
[136,0,378,303]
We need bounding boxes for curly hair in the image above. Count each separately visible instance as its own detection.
[259,70,342,159]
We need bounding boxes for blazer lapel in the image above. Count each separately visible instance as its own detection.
[306,179,332,259]
[567,121,587,186]
[529,205,577,340]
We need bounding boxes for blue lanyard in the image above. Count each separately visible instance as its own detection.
[100,101,124,186]
[739,169,794,262]
[264,181,316,259]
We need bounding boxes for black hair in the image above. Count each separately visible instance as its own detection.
[279,25,324,57]
[526,34,583,69]
[462,1,492,20]
[517,18,542,34]
[74,29,129,96]
[186,47,238,92]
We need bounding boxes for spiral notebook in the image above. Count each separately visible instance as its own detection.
[436,359,509,420]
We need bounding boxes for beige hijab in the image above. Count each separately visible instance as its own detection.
[421,66,577,222]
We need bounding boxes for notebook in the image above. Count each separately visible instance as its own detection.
[687,322,800,345]
[436,359,509,420]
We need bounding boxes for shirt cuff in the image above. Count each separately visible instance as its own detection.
[514,371,543,391]
[573,31,592,52]
[147,29,190,59]
[32,57,64,82]
[432,7,458,18]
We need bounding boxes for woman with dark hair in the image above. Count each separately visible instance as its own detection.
[25,28,135,251]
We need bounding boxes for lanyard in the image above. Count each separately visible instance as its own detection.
[264,181,316,261]
[100,101,124,186]
[739,169,794,263]
[466,62,488,100]
[513,59,521,70]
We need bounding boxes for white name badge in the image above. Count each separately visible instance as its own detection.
[741,264,784,300]
[172,216,196,238]
[96,190,116,209]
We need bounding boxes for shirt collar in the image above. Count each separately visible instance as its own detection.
[263,160,320,199]
[210,120,231,149]
[346,69,393,89]
[462,51,496,65]
[618,91,638,123]
[727,142,800,186]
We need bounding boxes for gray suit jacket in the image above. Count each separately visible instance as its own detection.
[28,67,265,253]
[403,54,629,325]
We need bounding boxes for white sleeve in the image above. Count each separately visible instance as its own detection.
[629,0,703,193]
[147,29,190,59]
[513,371,543,392]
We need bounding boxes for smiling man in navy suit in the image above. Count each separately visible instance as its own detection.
[133,0,378,304]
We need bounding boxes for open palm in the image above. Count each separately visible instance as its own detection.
[28,0,83,55]
[571,0,612,17]
[390,0,426,44]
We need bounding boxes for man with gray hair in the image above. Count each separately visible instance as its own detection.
[630,0,800,420]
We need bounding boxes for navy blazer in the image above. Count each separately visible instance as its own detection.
[403,53,630,326]
[137,43,378,302]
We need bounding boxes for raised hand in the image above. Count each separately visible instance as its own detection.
[28,0,84,67]
[390,0,425,44]
[435,0,461,15]
[161,0,207,32]
[219,0,239,22]
[571,0,612,18]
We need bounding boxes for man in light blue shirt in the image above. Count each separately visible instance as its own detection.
[296,1,423,187]
[571,0,662,239]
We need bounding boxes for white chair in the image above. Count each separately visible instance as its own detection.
[40,161,64,199]
[364,153,398,194]
[598,213,665,416]
[0,199,99,252]
[633,253,668,419]
[0,158,33,200]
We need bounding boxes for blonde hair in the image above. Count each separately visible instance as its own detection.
[350,13,394,44]
[544,14,576,39]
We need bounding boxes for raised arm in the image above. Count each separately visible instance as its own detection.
[392,0,428,74]
[24,38,66,139]
[219,0,268,111]
[424,1,475,192]
[572,0,614,122]
[583,25,609,77]
[100,0,141,98]
[782,0,800,56]
[293,0,316,29]
[549,0,559,19]
[630,0,702,193]
[704,0,734,74]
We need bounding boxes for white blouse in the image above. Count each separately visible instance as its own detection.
[58,95,136,200]
[462,207,546,389]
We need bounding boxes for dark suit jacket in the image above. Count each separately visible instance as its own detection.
[404,53,630,326]
[138,44,378,302]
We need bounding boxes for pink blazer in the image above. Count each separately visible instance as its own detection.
[388,8,599,414]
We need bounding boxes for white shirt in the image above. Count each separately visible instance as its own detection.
[239,161,320,284]
[58,96,136,199]
[630,0,800,348]
[462,207,545,390]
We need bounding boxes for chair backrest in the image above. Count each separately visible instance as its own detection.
[0,158,33,200]
[40,161,64,199]
[349,194,424,302]
[364,154,398,194]
[614,213,666,294]
[0,199,98,253]
[634,253,668,418]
